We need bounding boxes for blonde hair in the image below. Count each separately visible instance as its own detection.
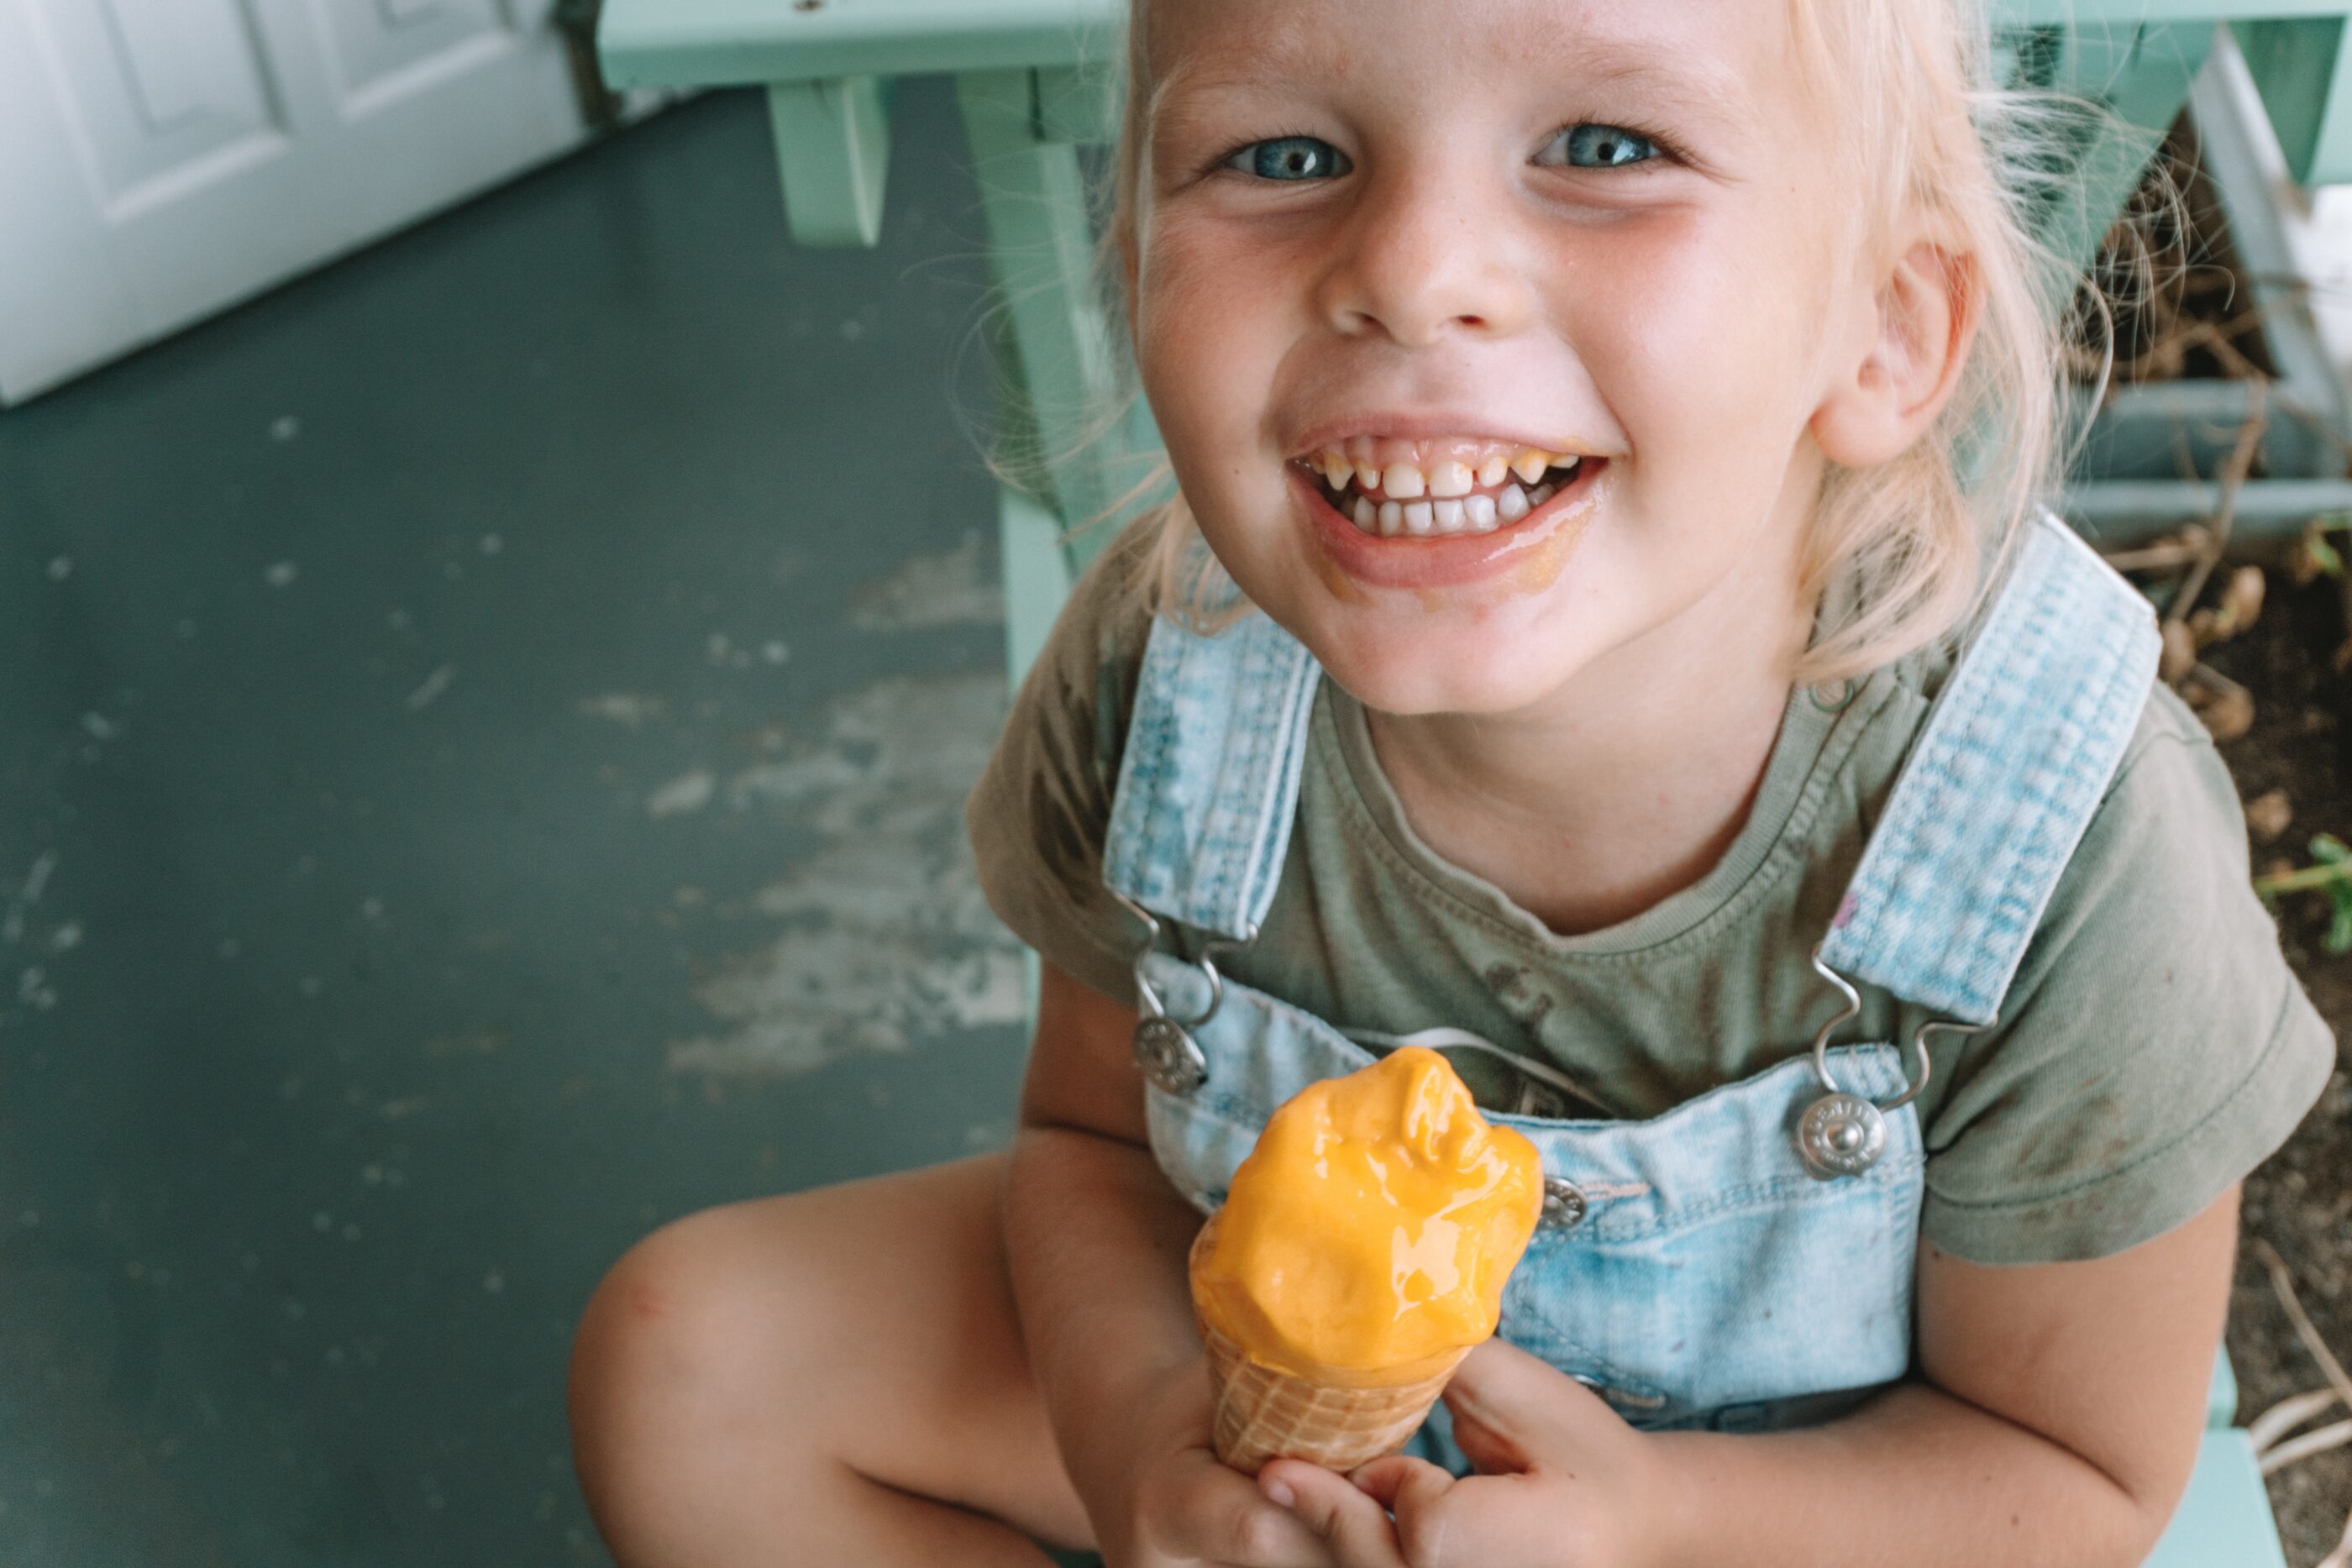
[1085,0,2133,685]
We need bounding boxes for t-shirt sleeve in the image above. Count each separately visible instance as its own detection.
[963,517,1164,1009]
[1918,684,2338,1264]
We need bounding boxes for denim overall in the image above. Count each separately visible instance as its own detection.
[1097,511,2160,1458]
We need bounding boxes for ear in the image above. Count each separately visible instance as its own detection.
[1811,239,1979,468]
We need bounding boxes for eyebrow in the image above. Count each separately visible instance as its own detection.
[1151,25,1762,143]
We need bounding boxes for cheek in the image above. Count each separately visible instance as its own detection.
[1137,258,1250,500]
[1136,220,1272,415]
[1134,217,1311,553]
[1567,207,1831,459]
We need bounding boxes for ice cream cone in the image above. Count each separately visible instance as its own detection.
[1189,1216,1466,1474]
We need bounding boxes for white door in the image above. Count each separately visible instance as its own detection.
[0,0,600,405]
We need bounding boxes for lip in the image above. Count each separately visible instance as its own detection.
[1287,412,1611,460]
[1292,459,1608,591]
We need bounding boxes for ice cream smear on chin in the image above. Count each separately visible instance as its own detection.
[1194,1046,1543,1383]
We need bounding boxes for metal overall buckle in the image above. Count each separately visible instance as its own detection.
[1798,945,1977,1180]
[1112,891,1221,1097]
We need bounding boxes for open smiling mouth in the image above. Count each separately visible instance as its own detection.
[1296,440,1603,538]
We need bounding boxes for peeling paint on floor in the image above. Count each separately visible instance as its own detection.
[577,693,669,727]
[0,83,1033,1568]
[852,531,1005,631]
[664,670,1024,1078]
[645,770,715,819]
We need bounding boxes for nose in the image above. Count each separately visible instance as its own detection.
[1313,162,1536,347]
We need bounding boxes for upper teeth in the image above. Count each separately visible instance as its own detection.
[1314,445,1581,500]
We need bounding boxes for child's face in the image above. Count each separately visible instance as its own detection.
[1130,0,1874,716]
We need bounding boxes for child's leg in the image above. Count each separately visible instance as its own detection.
[568,1152,1093,1567]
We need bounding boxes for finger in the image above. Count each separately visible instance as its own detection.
[1441,1395,1532,1476]
[1387,1472,1523,1568]
[1442,1340,1603,1459]
[1347,1455,1457,1517]
[1144,1450,1336,1568]
[1259,1460,1408,1568]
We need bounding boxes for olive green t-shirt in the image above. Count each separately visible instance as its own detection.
[966,518,2338,1265]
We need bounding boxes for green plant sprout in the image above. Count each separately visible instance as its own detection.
[2253,833,2352,953]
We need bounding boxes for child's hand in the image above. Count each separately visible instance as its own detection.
[1095,1355,1341,1568]
[1254,1340,1675,1568]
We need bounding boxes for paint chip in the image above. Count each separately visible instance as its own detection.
[404,664,456,711]
[647,770,715,819]
[265,561,299,588]
[578,693,667,728]
[270,415,301,442]
[852,532,1004,630]
[664,672,1026,1078]
[46,557,71,581]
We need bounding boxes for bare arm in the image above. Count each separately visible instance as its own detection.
[1645,1186,2239,1568]
[1000,959,1332,1567]
[1000,958,1202,1483]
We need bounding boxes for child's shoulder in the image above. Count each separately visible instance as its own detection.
[2081,676,2253,874]
[1013,511,1167,744]
[963,511,1168,1005]
[1919,665,2334,1263]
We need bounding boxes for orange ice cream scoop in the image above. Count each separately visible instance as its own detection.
[1192,1046,1543,1386]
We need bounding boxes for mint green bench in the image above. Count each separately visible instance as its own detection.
[596,6,2331,1560]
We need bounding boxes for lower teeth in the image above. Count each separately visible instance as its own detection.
[1335,461,1580,536]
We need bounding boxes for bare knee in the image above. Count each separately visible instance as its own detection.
[568,1202,834,1528]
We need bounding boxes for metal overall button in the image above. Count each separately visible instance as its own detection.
[1797,1093,1886,1179]
[1114,891,1219,1098]
[1131,1016,1207,1095]
[1539,1177,1588,1230]
[1798,946,1977,1180]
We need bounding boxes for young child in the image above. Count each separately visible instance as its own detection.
[568,0,2338,1563]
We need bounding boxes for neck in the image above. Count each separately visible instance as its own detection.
[1362,488,1820,937]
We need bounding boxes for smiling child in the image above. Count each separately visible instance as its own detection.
[568,2,2336,1564]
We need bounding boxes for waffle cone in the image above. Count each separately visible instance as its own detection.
[1189,1218,1467,1476]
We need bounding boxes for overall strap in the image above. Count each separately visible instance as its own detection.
[1101,607,1321,941]
[1815,510,2161,1026]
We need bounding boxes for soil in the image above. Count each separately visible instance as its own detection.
[2061,108,2352,1560]
[2200,569,2352,1565]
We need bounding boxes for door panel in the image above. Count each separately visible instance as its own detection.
[0,0,592,405]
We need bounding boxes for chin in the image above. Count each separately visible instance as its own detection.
[1296,611,1583,719]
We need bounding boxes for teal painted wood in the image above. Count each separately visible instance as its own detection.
[2143,1430,2291,1568]
[766,77,891,246]
[596,0,1123,87]
[2209,1348,2239,1430]
[955,68,1149,576]
[1000,486,1073,690]
[596,0,2352,89]
[2234,16,2352,183]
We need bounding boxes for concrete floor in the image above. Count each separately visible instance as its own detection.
[0,83,1032,1566]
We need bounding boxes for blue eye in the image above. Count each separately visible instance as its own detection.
[1537,123,1660,169]
[1226,136,1352,181]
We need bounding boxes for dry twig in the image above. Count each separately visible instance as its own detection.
[2255,1240,2352,1420]
[2165,377,2268,646]
[2249,1239,2352,1566]
[2261,1419,2352,1477]
[2252,1387,2344,1453]
[2101,538,2210,574]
